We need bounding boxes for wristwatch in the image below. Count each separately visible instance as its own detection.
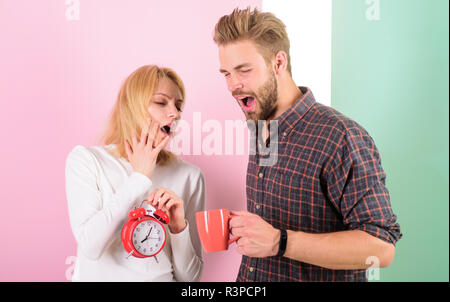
[276,229,288,257]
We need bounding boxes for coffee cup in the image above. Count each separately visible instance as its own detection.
[195,209,239,253]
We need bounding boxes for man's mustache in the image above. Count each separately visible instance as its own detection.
[232,91,257,97]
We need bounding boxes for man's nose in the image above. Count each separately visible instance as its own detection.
[227,75,243,92]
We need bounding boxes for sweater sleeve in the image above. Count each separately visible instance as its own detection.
[65,145,153,260]
[169,169,206,282]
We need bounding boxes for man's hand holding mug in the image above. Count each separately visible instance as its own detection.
[229,210,281,258]
[195,209,280,257]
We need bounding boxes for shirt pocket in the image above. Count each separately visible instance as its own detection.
[272,161,342,233]
[271,167,306,230]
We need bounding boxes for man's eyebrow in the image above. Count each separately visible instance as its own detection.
[219,63,252,74]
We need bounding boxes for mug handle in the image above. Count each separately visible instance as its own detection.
[228,236,240,245]
[228,214,240,245]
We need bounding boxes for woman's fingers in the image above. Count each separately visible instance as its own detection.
[147,121,159,148]
[154,136,170,153]
[125,118,169,180]
[131,130,138,147]
[156,193,171,210]
[146,190,156,204]
[148,188,177,210]
[140,119,150,145]
[148,188,164,205]
[165,199,177,211]
[124,140,132,159]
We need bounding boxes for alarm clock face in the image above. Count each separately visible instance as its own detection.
[132,219,166,256]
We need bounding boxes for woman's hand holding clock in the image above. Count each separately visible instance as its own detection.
[146,188,186,234]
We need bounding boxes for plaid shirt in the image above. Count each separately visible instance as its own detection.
[236,87,402,282]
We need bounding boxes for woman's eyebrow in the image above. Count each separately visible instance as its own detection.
[154,92,170,98]
[154,92,183,103]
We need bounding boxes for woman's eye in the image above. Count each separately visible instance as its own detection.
[155,102,182,113]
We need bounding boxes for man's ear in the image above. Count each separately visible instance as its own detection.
[273,50,288,75]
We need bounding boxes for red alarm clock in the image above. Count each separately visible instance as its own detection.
[121,203,170,259]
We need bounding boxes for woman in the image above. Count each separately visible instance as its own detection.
[65,65,205,281]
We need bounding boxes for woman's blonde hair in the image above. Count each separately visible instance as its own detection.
[213,7,291,74]
[100,65,185,165]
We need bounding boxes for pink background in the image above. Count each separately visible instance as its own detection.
[0,0,261,281]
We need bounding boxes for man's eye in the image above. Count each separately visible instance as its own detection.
[241,69,251,73]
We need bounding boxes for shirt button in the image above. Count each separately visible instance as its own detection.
[255,204,261,210]
[249,267,254,272]
[258,172,264,178]
[283,132,287,137]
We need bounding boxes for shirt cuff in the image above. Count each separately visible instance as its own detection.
[349,222,400,246]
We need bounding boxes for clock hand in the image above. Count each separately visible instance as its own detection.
[141,237,159,243]
[148,226,153,239]
[141,226,153,243]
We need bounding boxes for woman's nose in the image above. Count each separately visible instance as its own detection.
[167,106,178,119]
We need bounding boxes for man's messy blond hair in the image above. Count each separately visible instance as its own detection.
[213,7,291,74]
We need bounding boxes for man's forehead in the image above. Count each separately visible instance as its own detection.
[219,40,259,57]
[218,41,266,71]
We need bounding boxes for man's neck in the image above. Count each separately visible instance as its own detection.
[263,78,302,142]
[273,78,302,120]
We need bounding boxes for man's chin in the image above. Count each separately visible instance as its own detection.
[243,111,258,122]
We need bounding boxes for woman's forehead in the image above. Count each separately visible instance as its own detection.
[154,77,183,100]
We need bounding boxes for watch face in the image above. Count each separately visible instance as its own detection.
[132,219,165,256]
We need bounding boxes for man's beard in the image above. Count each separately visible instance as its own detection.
[257,70,278,121]
[246,70,278,122]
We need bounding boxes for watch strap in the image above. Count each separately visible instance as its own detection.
[276,229,287,257]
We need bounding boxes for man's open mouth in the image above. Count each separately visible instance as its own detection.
[237,96,256,112]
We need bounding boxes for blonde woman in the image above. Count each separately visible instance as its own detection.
[65,65,205,281]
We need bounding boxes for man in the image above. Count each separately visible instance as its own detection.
[213,7,402,281]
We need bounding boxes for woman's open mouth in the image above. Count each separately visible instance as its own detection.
[237,96,256,112]
[161,125,171,136]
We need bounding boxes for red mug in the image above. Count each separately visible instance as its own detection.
[195,209,239,253]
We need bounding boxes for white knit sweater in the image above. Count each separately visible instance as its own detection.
[65,144,205,281]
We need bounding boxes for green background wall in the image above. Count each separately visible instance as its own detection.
[331,0,449,281]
